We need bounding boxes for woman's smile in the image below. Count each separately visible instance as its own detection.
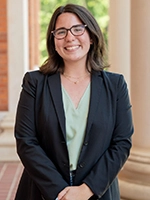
[65,45,80,51]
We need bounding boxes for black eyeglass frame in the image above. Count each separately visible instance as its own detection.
[51,24,87,40]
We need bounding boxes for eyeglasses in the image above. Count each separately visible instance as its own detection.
[51,24,87,40]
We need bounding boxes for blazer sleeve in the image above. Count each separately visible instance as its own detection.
[14,72,68,200]
[83,74,134,198]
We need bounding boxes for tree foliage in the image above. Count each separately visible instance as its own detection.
[40,0,109,65]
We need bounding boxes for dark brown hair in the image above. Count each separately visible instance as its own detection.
[40,4,108,74]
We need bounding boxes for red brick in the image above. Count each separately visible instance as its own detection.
[0,0,40,111]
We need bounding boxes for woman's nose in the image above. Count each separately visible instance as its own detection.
[65,30,75,41]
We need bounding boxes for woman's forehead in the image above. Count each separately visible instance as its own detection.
[55,12,82,29]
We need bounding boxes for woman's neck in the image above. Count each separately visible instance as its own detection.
[63,61,89,77]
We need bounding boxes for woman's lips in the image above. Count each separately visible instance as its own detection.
[65,45,80,51]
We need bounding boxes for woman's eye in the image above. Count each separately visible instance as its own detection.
[57,30,66,35]
[74,28,82,32]
[73,26,83,33]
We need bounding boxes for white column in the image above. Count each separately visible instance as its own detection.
[0,0,29,162]
[7,0,29,112]
[108,0,131,88]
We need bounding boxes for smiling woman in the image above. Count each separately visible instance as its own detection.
[40,0,109,65]
[14,3,133,200]
[52,12,92,70]
[40,4,107,74]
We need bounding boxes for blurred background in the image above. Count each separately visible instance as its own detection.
[0,0,150,199]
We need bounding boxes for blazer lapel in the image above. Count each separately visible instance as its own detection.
[48,73,66,139]
[47,71,103,141]
[85,71,103,138]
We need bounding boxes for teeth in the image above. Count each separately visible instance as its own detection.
[66,46,79,50]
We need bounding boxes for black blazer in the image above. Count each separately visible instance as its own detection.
[15,70,133,200]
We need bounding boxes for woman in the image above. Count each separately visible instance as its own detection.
[14,4,134,200]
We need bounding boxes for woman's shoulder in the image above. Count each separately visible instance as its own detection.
[25,69,44,78]
[101,70,123,79]
[96,70,127,91]
[23,69,52,83]
[21,70,49,89]
[101,70,125,84]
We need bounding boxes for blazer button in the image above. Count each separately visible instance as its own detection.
[84,141,88,146]
[79,163,85,168]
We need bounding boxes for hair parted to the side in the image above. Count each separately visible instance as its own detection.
[40,4,109,74]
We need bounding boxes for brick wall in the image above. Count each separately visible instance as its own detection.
[28,0,40,70]
[0,0,40,111]
[0,0,8,111]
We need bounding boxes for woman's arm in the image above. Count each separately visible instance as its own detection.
[15,72,68,200]
[82,75,134,198]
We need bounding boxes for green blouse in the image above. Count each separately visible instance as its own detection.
[61,84,90,170]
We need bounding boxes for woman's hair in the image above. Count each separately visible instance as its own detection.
[40,4,108,74]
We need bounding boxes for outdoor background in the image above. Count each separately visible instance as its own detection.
[0,1,150,200]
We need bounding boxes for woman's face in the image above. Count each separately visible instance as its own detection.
[54,12,92,65]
